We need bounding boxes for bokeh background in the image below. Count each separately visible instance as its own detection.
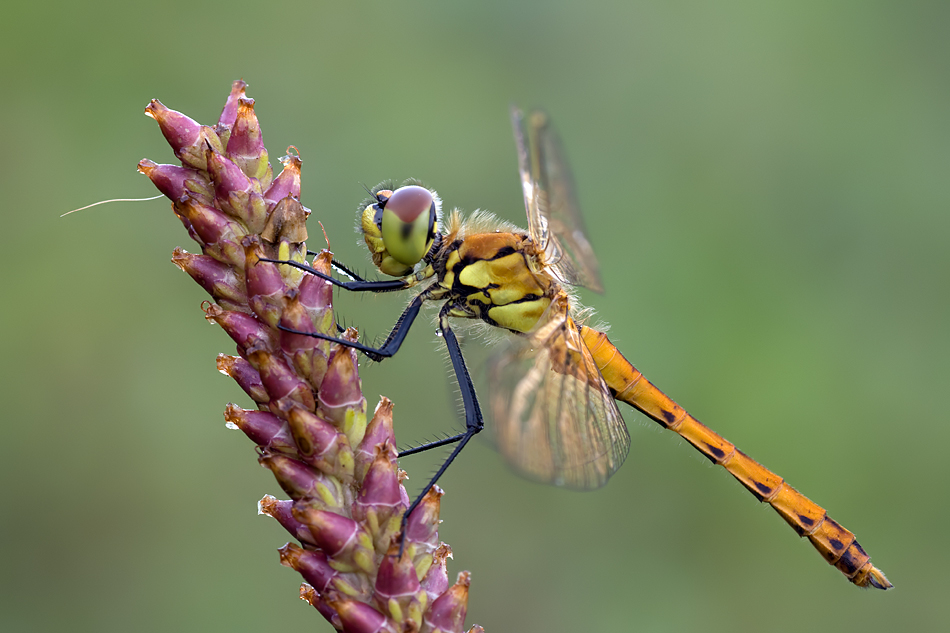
[2,1,947,631]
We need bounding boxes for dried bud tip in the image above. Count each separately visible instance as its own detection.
[218,79,248,129]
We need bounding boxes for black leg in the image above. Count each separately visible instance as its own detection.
[399,303,484,554]
[330,259,368,282]
[306,251,364,281]
[278,290,429,362]
[259,257,409,293]
[398,432,469,457]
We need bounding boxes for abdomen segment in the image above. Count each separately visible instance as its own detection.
[580,326,891,590]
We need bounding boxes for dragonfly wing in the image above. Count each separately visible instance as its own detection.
[488,297,630,489]
[511,107,604,293]
[511,106,548,251]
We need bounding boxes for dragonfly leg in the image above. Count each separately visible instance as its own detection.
[259,257,409,293]
[398,432,469,457]
[398,304,484,555]
[304,251,372,282]
[278,291,429,362]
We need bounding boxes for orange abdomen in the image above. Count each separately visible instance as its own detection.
[579,325,891,590]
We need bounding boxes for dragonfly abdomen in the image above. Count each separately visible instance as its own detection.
[579,326,891,590]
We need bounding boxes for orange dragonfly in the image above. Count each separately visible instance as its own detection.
[267,108,891,589]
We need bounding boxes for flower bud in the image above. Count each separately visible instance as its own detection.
[204,303,274,353]
[246,343,315,412]
[144,99,223,171]
[216,80,247,132]
[286,304,331,390]
[326,596,396,633]
[279,542,339,593]
[285,406,355,481]
[175,195,248,267]
[258,495,317,546]
[216,354,269,405]
[320,331,367,447]
[260,453,343,510]
[226,97,272,185]
[421,572,470,633]
[137,159,212,203]
[292,506,376,575]
[244,236,287,327]
[356,398,396,481]
[375,550,425,627]
[353,443,405,547]
[224,404,295,453]
[171,249,247,310]
[261,196,309,285]
[406,486,445,556]
[264,153,302,208]
[299,583,343,629]
[207,149,267,234]
[420,544,452,604]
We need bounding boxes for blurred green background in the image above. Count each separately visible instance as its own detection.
[2,1,947,631]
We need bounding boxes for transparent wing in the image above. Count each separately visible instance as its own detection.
[488,295,629,489]
[511,107,604,293]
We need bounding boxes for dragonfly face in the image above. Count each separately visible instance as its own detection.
[269,108,890,589]
[359,184,440,277]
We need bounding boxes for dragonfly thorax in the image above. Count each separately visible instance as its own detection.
[437,230,556,333]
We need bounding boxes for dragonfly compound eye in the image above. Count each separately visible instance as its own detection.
[380,185,438,268]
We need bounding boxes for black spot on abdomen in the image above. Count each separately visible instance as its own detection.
[704,443,725,460]
[660,409,676,427]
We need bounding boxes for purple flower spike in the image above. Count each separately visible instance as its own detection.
[356,398,396,481]
[144,99,223,171]
[300,584,343,629]
[264,154,302,208]
[137,160,212,204]
[405,486,443,550]
[226,98,272,185]
[206,149,268,234]
[421,544,452,604]
[217,80,248,133]
[278,543,339,593]
[297,250,335,333]
[260,197,310,292]
[243,236,287,327]
[422,572,470,633]
[327,597,396,633]
[142,83,477,632]
[279,297,330,390]
[292,506,375,574]
[216,354,269,405]
[320,330,367,447]
[353,444,405,544]
[224,404,295,453]
[203,303,274,353]
[260,453,343,511]
[176,195,248,267]
[246,344,316,412]
[258,495,317,546]
[286,406,355,481]
[375,551,425,627]
[171,249,247,310]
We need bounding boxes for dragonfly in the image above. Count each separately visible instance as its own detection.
[266,108,891,590]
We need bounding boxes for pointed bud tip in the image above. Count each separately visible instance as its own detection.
[258,494,278,516]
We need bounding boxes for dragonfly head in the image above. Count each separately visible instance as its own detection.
[360,184,440,276]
